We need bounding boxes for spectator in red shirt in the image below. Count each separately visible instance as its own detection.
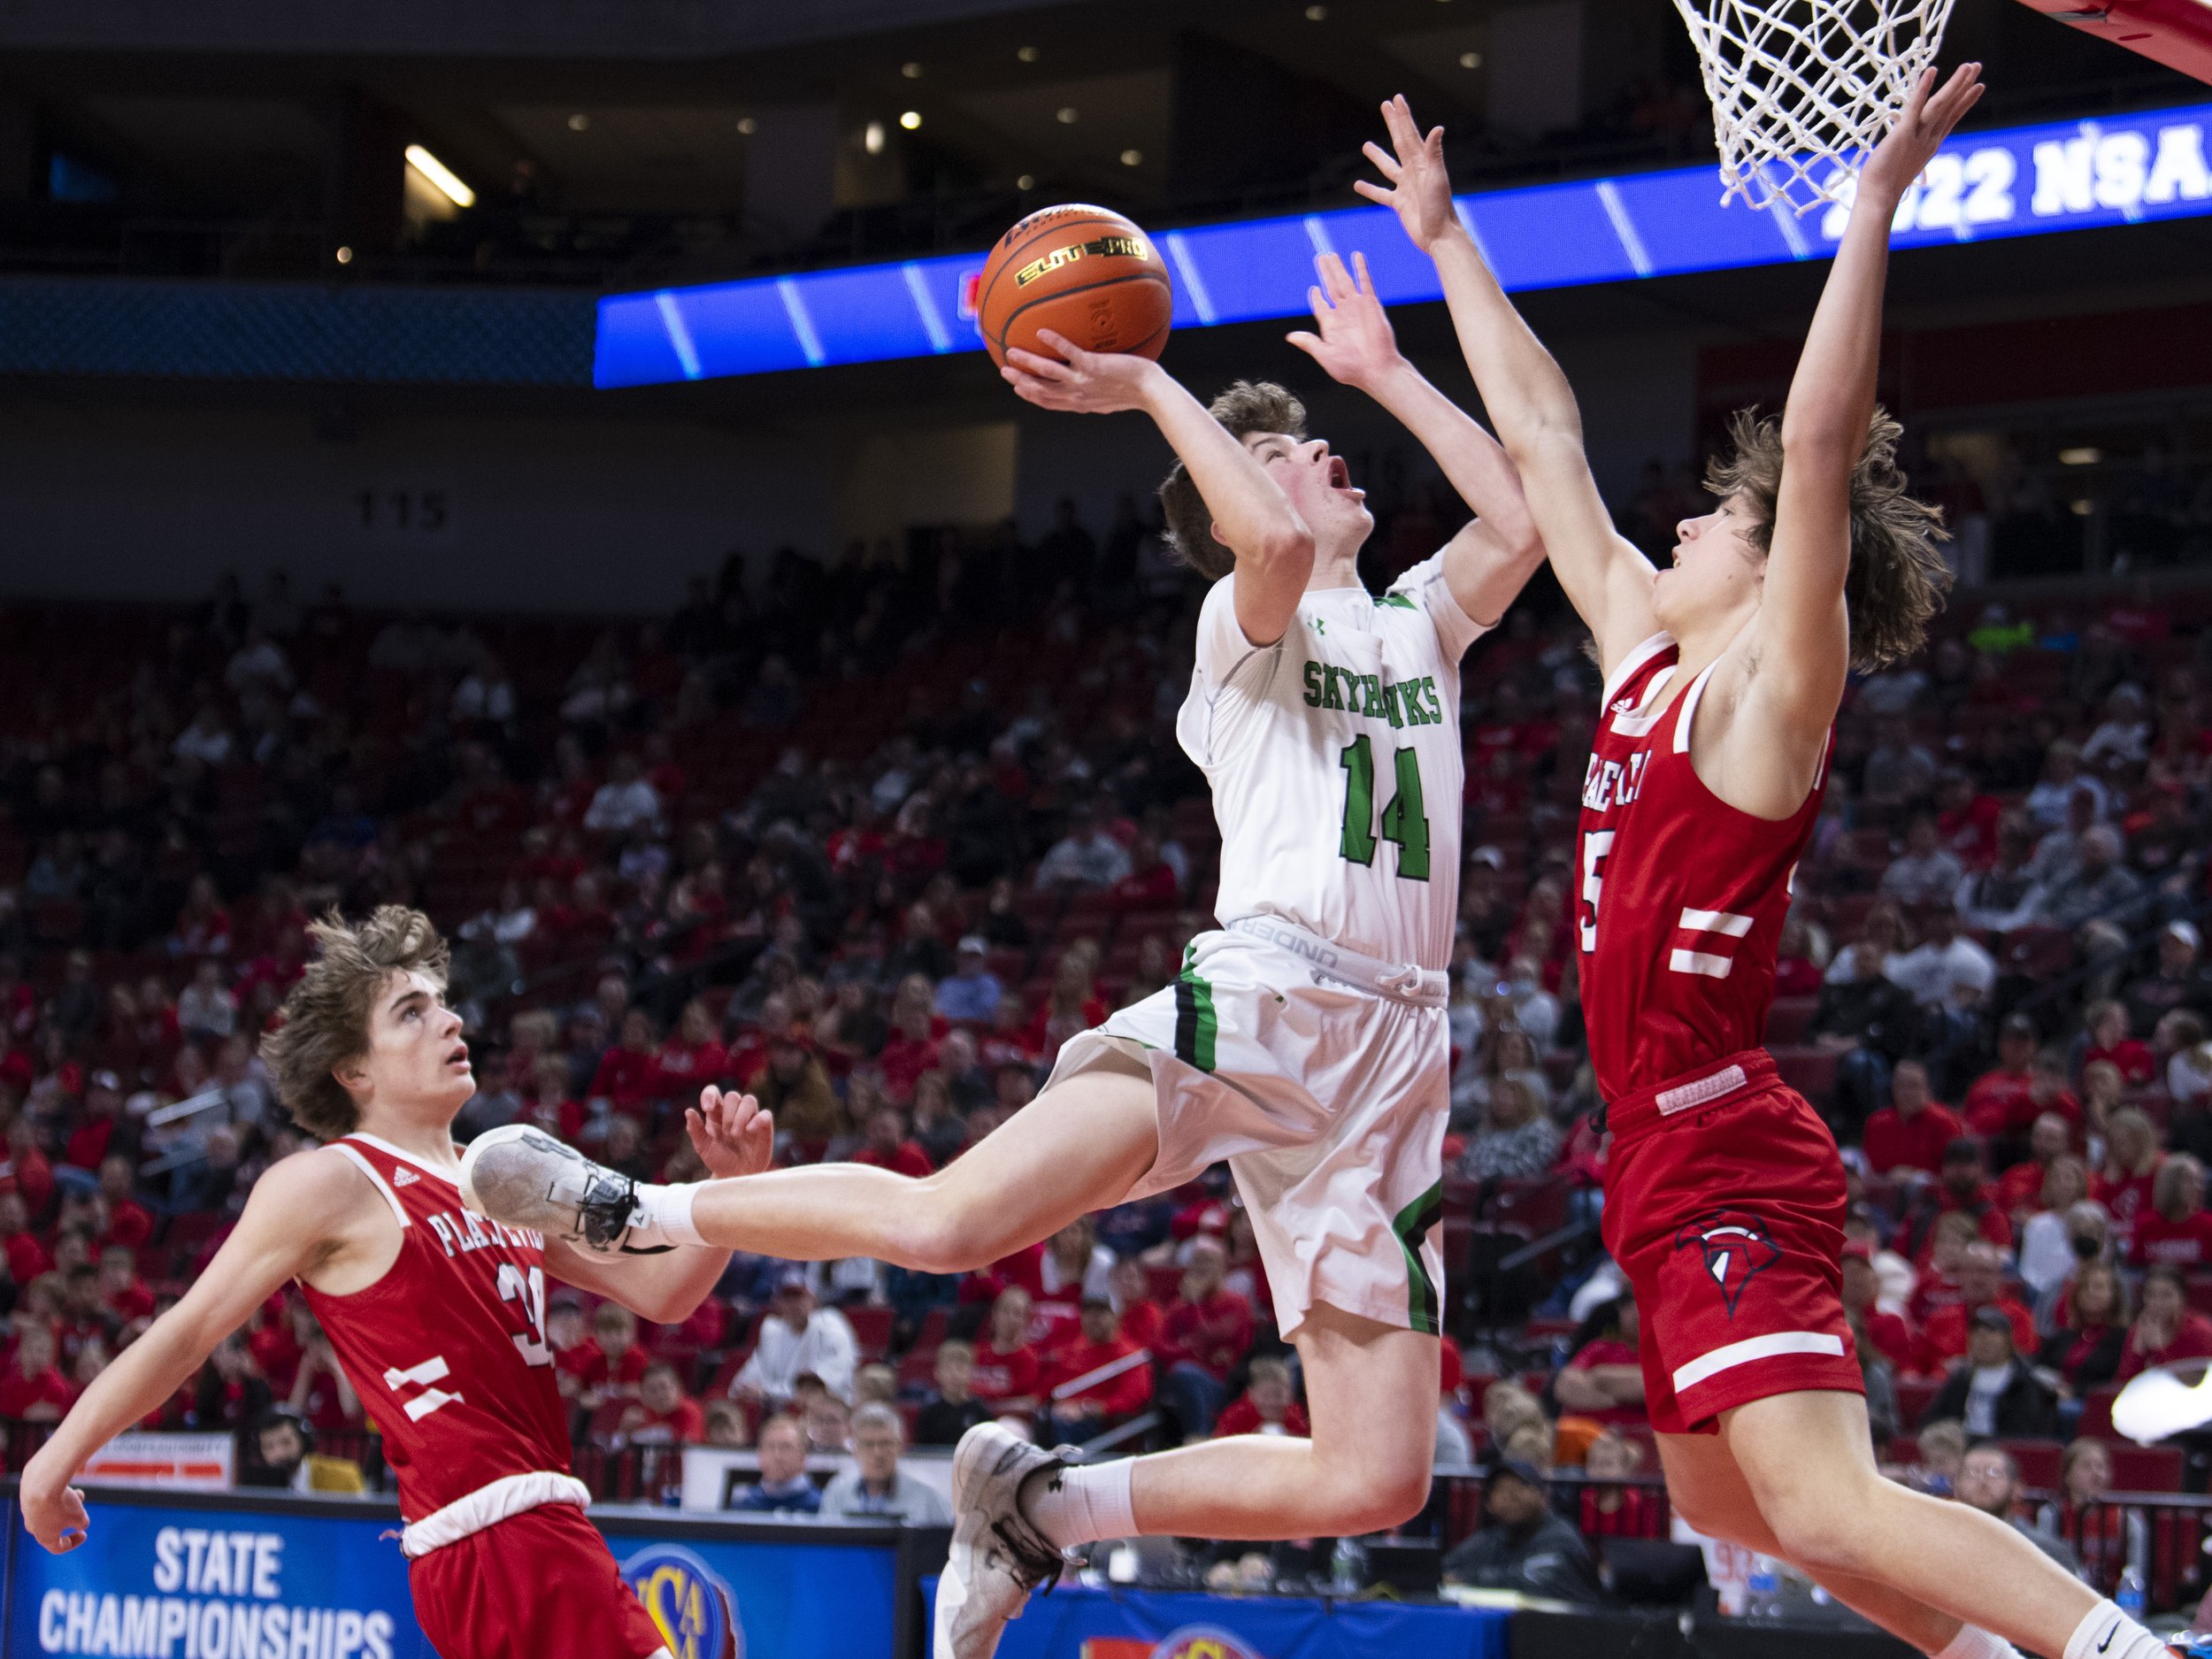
[879,975,947,1105]
[2080,998,2156,1087]
[0,1192,50,1286]
[968,1286,1042,1419]
[852,1106,933,1179]
[564,1301,650,1409]
[0,1325,77,1422]
[620,1362,707,1445]
[653,998,729,1101]
[1156,1237,1254,1438]
[977,994,1039,1073]
[1042,1298,1154,1441]
[2117,1264,2212,1382]
[1106,832,1181,912]
[1862,1061,1966,1175]
[287,1310,362,1432]
[1554,1296,1647,1425]
[2094,1107,2162,1254]
[1914,1243,2035,1376]
[588,1007,664,1119]
[1962,1014,2042,1140]
[97,1245,154,1324]
[2133,1154,2212,1267]
[1996,1110,2075,1225]
[1215,1356,1310,1439]
[61,1071,128,1175]
[96,1156,153,1252]
[1578,1427,1655,1537]
[2036,1257,2129,1399]
[1110,1255,1166,1354]
[1842,1242,1915,1373]
[1901,1140,2015,1261]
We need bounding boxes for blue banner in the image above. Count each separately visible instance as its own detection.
[594,98,2212,388]
[4,1497,902,1659]
[942,1582,1510,1659]
[9,1499,414,1659]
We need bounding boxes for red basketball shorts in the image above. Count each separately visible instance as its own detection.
[410,1500,668,1659]
[1601,1048,1863,1435]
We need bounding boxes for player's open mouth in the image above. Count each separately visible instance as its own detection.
[1325,456,1351,490]
[447,1043,471,1068]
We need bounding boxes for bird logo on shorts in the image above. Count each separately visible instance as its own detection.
[1675,1210,1779,1317]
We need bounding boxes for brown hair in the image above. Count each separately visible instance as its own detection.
[258,907,449,1141]
[1706,405,1952,672]
[1158,380,1307,580]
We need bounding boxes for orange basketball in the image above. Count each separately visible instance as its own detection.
[974,204,1173,369]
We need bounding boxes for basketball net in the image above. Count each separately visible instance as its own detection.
[1672,0,1955,215]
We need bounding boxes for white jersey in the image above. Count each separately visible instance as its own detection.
[1176,551,1486,973]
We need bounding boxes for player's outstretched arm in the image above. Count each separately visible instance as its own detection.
[1003,330,1314,647]
[1749,64,1982,745]
[1359,94,1657,672]
[1286,249,1544,628]
[19,1149,365,1553]
[541,1087,761,1322]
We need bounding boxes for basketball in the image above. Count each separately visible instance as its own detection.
[974,204,1173,368]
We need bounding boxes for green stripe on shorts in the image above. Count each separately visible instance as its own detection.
[1173,947,1217,1073]
[1391,1181,1444,1335]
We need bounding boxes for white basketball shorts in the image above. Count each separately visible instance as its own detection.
[1047,916,1450,1340]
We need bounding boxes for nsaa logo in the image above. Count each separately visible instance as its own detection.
[621,1543,740,1659]
[1078,1629,1268,1659]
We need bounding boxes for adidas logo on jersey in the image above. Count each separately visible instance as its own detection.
[391,1169,420,1188]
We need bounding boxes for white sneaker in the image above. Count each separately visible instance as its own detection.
[457,1125,659,1255]
[934,1424,1071,1659]
[2113,1360,2212,1444]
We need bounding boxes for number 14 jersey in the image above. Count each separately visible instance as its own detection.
[301,1133,571,1524]
[1179,552,1488,974]
[1577,634,1830,1101]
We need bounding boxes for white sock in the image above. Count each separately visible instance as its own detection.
[1021,1458,1137,1550]
[624,1182,707,1248]
[1935,1625,2023,1659]
[2065,1599,2164,1659]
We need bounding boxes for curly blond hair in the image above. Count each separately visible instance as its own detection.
[1706,405,1952,672]
[259,907,449,1140]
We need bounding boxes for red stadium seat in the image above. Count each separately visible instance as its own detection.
[845,1304,892,1359]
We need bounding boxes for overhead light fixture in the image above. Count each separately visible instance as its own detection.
[2070,498,2095,516]
[1018,45,1040,63]
[1460,50,1484,68]
[566,113,588,132]
[1056,106,1079,124]
[864,120,887,154]
[2059,446,2103,465]
[902,61,924,79]
[334,245,354,265]
[1017,173,1036,190]
[404,144,475,208]
[1120,149,1143,167]
[1305,4,1328,17]
[900,110,923,130]
[737,116,757,135]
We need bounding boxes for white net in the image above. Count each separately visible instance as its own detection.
[1672,0,1955,215]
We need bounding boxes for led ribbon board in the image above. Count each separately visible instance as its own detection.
[594,100,2212,388]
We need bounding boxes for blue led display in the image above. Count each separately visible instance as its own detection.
[595,101,2212,388]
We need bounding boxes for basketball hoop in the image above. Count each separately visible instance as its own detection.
[1672,0,1957,215]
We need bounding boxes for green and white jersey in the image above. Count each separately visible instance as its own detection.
[1176,551,1486,974]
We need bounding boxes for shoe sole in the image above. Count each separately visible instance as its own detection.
[2114,1361,2212,1444]
[933,1425,1033,1659]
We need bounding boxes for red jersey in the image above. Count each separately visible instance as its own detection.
[301,1133,572,1525]
[2133,1210,2212,1268]
[1578,638,1828,1098]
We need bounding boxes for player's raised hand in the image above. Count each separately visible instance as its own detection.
[687,1087,774,1179]
[1860,62,1984,201]
[19,1455,89,1555]
[1286,251,1402,392]
[1356,95,1456,252]
[1002,329,1164,415]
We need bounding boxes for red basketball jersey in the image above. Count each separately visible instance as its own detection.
[1576,634,1829,1101]
[300,1133,572,1523]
